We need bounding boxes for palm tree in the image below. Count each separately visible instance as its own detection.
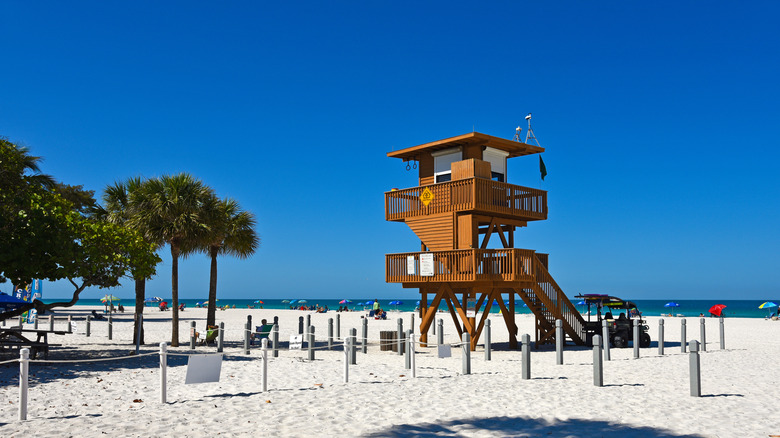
[199,197,260,327]
[100,177,156,345]
[131,173,213,347]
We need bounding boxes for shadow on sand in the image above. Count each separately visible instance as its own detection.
[363,415,705,437]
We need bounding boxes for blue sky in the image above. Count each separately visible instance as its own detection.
[2,1,778,301]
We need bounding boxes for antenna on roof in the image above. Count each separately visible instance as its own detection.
[524,113,541,146]
[512,125,522,142]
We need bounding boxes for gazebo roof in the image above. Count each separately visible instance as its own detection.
[387,132,544,161]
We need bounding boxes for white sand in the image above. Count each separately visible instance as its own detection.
[1,307,779,437]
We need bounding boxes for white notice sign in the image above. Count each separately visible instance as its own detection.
[289,334,303,350]
[437,344,451,358]
[420,253,434,277]
[407,255,416,275]
[466,299,476,318]
[185,354,223,384]
[70,322,78,332]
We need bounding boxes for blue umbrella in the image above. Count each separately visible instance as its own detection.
[664,302,680,308]
[388,300,403,310]
[576,300,586,306]
[0,292,28,312]
[289,300,298,305]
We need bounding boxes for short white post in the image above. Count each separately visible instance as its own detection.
[86,316,91,337]
[521,334,531,380]
[397,318,404,356]
[462,332,471,375]
[689,340,701,397]
[328,318,334,350]
[49,314,54,332]
[593,335,603,387]
[362,317,368,354]
[244,321,250,354]
[67,315,73,333]
[190,321,196,350]
[336,314,341,340]
[681,319,687,353]
[217,322,224,353]
[19,348,30,421]
[272,324,279,358]
[108,313,112,340]
[658,319,665,355]
[602,319,611,361]
[135,313,143,355]
[261,338,269,392]
[410,333,417,378]
[555,319,563,365]
[633,319,640,359]
[159,342,167,404]
[404,329,412,370]
[343,338,350,383]
[719,317,725,350]
[700,318,707,352]
[484,319,491,361]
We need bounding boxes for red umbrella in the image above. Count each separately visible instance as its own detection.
[709,304,726,317]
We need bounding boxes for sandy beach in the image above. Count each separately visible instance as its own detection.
[1,306,779,437]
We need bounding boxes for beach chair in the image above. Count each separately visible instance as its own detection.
[251,324,274,346]
[199,325,220,346]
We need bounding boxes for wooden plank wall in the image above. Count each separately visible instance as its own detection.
[418,154,434,186]
[405,212,454,251]
[456,214,476,249]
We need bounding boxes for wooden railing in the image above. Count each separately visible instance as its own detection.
[531,254,585,343]
[386,249,537,283]
[385,178,547,221]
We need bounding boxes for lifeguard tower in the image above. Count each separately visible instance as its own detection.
[385,132,586,350]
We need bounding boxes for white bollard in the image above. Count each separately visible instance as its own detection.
[19,348,30,421]
[410,333,417,378]
[719,317,725,350]
[159,342,167,403]
[602,319,611,361]
[343,339,350,383]
[261,338,269,392]
[555,319,563,365]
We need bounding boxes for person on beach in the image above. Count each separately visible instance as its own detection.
[373,299,380,314]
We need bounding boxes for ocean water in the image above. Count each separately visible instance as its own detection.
[44,298,779,319]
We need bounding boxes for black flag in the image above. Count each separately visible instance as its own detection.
[539,155,547,181]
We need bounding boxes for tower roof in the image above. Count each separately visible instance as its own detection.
[387,132,544,161]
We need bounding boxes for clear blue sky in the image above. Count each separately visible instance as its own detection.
[2,1,778,301]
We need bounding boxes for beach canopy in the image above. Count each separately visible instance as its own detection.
[0,292,28,312]
[254,300,264,304]
[144,297,162,303]
[576,300,586,306]
[101,295,120,303]
[298,300,308,304]
[339,299,352,304]
[664,302,680,308]
[709,304,727,317]
[389,300,403,305]
[758,301,777,309]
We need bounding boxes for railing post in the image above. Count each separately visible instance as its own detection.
[218,322,224,353]
[410,313,415,333]
[305,314,311,337]
[405,329,412,370]
[328,318,333,350]
[244,320,250,355]
[19,348,30,421]
[68,315,73,333]
[261,339,269,392]
[681,319,687,353]
[159,342,167,404]
[410,333,417,378]
[362,317,368,354]
[602,319,610,361]
[689,340,701,397]
[343,338,350,383]
[485,319,492,361]
[719,317,725,350]
[336,314,340,340]
[298,316,304,335]
[350,328,357,365]
[34,314,38,329]
[190,321,196,350]
[462,332,471,375]
[658,319,665,355]
[272,324,279,358]
[521,334,531,380]
[593,335,603,387]
[700,318,706,352]
[397,318,404,356]
[308,326,315,361]
[86,315,91,337]
[555,319,563,365]
[108,313,112,340]
[633,319,640,359]
[437,319,444,345]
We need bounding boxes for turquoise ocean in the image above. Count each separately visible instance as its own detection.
[44,298,779,319]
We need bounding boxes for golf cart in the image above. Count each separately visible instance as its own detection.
[576,294,651,348]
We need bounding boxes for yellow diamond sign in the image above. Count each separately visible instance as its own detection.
[419,187,434,206]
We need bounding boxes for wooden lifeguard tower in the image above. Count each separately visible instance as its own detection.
[385,132,586,350]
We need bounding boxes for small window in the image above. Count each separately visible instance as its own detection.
[435,173,452,183]
[432,147,461,184]
[491,172,504,182]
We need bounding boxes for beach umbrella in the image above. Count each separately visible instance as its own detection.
[388,300,403,310]
[339,299,352,304]
[0,292,28,312]
[298,300,308,304]
[101,295,121,302]
[664,302,680,308]
[289,300,298,305]
[254,300,264,304]
[281,299,290,303]
[758,301,777,316]
[709,304,727,317]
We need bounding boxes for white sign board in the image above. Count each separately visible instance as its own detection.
[437,344,451,358]
[70,321,78,332]
[185,354,223,384]
[407,255,416,275]
[289,334,303,350]
[466,299,476,318]
[420,253,434,277]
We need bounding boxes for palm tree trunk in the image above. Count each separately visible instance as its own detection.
[171,245,180,347]
[133,278,146,345]
[207,248,218,327]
